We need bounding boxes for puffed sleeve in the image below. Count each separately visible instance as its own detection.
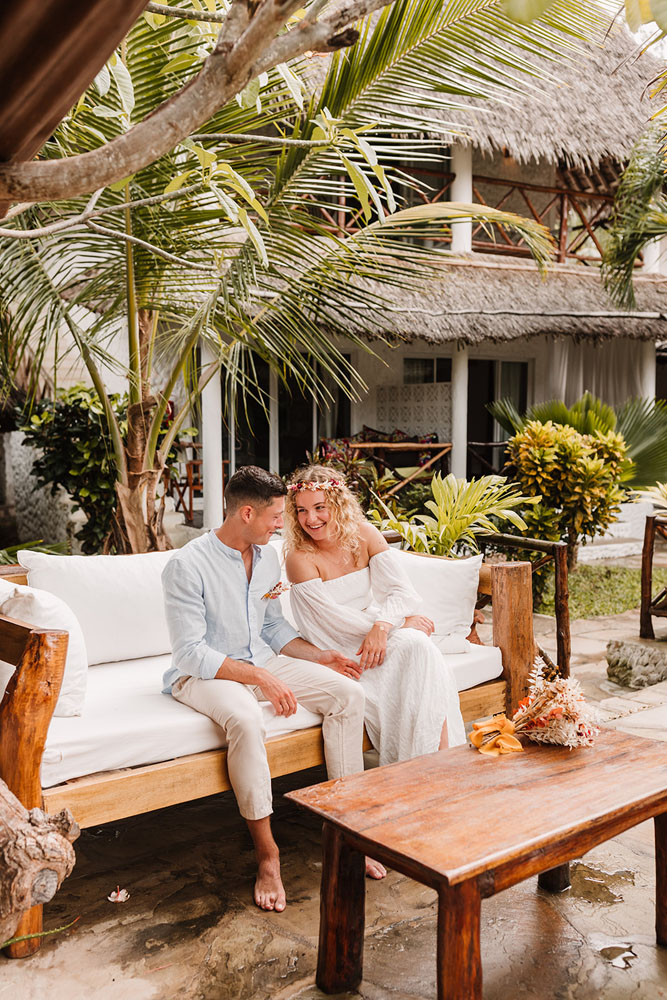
[368,549,422,626]
[289,578,374,652]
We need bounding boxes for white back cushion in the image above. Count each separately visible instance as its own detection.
[19,550,175,666]
[0,576,88,716]
[395,550,482,639]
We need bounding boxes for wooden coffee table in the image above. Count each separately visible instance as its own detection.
[286,729,667,999]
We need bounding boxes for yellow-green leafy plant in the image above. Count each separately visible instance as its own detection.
[506,420,628,568]
[371,472,538,556]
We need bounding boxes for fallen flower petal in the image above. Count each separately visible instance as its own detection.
[108,887,130,903]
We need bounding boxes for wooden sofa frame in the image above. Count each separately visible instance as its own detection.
[0,558,534,958]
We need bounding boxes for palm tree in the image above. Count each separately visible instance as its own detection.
[0,0,612,551]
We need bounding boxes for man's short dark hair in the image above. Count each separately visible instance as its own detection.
[224,465,287,514]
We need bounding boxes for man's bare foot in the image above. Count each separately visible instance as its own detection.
[254,857,286,911]
[365,857,387,879]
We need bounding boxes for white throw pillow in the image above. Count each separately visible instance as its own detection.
[19,549,176,666]
[395,550,482,641]
[0,576,88,716]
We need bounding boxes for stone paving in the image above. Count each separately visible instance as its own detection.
[4,606,667,1000]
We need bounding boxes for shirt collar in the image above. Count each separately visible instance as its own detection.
[209,530,263,563]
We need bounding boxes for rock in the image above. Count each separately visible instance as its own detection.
[606,639,667,689]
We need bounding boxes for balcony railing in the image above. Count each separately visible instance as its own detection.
[317,169,617,265]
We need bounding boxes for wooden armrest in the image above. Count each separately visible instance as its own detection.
[0,564,28,585]
[0,613,68,810]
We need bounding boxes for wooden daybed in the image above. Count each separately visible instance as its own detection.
[0,558,533,957]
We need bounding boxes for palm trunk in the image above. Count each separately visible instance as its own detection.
[105,309,173,553]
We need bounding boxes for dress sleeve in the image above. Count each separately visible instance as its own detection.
[368,549,422,626]
[289,578,374,652]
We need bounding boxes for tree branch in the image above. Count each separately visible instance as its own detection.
[0,0,394,204]
[145,2,228,23]
[190,132,331,148]
[85,219,215,272]
[0,184,205,239]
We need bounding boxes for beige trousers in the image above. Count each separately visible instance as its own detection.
[171,654,366,820]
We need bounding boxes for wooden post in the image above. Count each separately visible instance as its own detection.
[0,624,68,957]
[436,880,482,1000]
[538,863,571,893]
[641,515,657,640]
[553,542,571,677]
[316,823,366,994]
[656,812,667,947]
[491,562,534,716]
[557,193,568,262]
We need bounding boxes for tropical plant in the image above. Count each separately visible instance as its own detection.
[371,472,538,556]
[0,540,67,565]
[489,391,667,488]
[633,482,667,509]
[505,420,628,567]
[0,1,615,551]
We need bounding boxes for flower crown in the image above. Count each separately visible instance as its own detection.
[288,479,344,492]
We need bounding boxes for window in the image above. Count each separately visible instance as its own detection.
[404,357,452,384]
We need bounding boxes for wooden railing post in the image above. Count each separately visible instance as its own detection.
[553,542,571,677]
[557,193,568,262]
[641,515,657,640]
[491,562,534,716]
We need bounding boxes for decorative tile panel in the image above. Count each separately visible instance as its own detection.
[376,383,452,440]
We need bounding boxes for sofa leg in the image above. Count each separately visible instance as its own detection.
[4,905,43,958]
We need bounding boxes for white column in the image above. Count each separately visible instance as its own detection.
[201,343,224,528]
[641,340,657,399]
[450,345,469,478]
[450,143,473,255]
[642,238,666,274]
[228,388,236,477]
[269,369,279,474]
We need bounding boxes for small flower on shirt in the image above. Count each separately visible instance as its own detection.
[263,581,291,600]
[108,886,130,903]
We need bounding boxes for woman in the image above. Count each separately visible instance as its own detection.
[283,465,466,770]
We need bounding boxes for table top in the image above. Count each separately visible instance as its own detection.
[286,729,667,887]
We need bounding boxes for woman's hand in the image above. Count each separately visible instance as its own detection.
[357,622,390,670]
[402,615,435,636]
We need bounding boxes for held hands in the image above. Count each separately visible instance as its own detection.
[257,669,298,717]
[402,615,435,636]
[317,649,363,680]
[357,622,390,670]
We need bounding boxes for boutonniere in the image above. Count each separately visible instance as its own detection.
[263,581,291,600]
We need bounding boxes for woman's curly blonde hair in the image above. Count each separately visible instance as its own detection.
[283,465,365,564]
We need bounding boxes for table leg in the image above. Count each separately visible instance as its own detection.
[538,863,571,893]
[437,880,482,1000]
[316,822,366,994]
[655,812,667,946]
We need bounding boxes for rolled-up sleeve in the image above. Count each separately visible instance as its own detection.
[162,558,225,681]
[260,596,299,654]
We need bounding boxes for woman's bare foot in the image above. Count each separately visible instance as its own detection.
[254,857,286,911]
[365,857,387,879]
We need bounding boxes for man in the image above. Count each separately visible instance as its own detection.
[162,465,366,913]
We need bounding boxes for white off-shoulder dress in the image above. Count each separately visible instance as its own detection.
[289,550,466,765]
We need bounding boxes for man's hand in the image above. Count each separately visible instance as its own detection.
[356,622,390,670]
[317,649,363,680]
[256,668,298,717]
[402,614,435,636]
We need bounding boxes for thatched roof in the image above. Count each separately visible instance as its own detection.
[305,23,659,171]
[331,256,667,345]
[453,27,658,169]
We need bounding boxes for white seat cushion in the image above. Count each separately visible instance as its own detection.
[40,645,502,789]
[41,654,322,788]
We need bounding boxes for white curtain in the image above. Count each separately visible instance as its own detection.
[544,338,649,406]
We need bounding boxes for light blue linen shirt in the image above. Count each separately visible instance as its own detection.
[161,530,299,692]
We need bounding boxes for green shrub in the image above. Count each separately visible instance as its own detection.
[22,386,128,554]
[506,420,628,568]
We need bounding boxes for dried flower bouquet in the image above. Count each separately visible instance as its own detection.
[469,659,600,757]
